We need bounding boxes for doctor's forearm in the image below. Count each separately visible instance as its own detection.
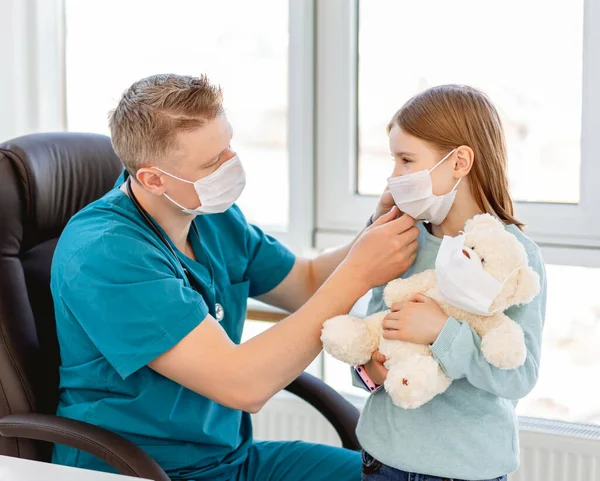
[233,267,368,411]
[272,232,365,311]
[308,229,365,292]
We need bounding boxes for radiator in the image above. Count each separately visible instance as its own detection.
[252,393,600,481]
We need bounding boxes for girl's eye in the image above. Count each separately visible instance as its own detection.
[402,157,412,164]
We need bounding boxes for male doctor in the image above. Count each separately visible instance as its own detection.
[51,73,418,480]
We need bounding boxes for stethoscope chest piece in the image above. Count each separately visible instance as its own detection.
[215,303,225,322]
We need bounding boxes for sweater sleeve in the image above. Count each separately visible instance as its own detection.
[430,247,547,400]
[351,366,370,391]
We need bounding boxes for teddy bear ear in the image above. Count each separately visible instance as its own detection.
[509,265,541,305]
[464,213,504,233]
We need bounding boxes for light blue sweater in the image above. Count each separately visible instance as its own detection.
[353,222,547,480]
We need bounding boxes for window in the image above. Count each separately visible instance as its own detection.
[358,0,583,205]
[315,0,600,424]
[325,264,600,425]
[315,0,600,252]
[65,0,290,229]
[9,0,600,427]
[517,264,600,424]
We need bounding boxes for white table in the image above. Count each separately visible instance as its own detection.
[0,455,152,481]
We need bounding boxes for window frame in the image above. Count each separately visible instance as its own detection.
[315,0,600,267]
[275,0,316,253]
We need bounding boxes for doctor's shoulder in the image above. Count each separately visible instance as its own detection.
[54,192,160,270]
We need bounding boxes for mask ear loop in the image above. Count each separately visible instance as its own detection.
[502,266,523,284]
[429,148,456,173]
[429,148,462,194]
[153,167,194,184]
[152,168,199,214]
[163,193,194,213]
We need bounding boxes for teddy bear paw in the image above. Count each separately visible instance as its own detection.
[481,322,527,369]
[321,315,374,365]
[384,355,452,409]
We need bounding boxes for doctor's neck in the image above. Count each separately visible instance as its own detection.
[430,182,483,239]
[126,180,195,254]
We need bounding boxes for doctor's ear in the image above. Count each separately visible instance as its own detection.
[453,145,474,178]
[135,168,167,194]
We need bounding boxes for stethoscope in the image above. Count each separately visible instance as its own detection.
[126,177,225,322]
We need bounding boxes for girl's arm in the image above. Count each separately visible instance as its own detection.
[430,247,547,400]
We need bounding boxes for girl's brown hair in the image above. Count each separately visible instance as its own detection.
[388,84,523,229]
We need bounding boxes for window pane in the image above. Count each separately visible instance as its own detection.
[358,0,582,204]
[325,264,600,425]
[517,264,600,425]
[65,0,289,228]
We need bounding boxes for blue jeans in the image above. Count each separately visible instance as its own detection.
[361,451,507,481]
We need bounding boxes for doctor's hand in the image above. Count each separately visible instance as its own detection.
[371,187,399,224]
[340,206,419,292]
[382,294,448,345]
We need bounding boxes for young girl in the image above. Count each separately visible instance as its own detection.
[355,85,547,481]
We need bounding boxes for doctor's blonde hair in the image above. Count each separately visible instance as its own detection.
[387,84,523,229]
[109,74,224,175]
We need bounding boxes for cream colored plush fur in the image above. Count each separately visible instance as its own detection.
[321,214,540,409]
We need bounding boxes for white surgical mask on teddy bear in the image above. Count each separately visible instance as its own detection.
[435,233,522,316]
[387,149,460,225]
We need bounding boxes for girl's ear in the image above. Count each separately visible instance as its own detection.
[454,145,474,178]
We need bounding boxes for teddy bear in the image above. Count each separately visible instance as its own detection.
[321,214,540,409]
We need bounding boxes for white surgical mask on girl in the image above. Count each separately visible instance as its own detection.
[435,233,522,316]
[387,149,460,225]
[154,155,246,215]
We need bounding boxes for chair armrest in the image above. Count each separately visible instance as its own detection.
[284,372,360,451]
[0,413,170,481]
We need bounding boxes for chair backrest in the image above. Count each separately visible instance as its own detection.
[0,132,123,461]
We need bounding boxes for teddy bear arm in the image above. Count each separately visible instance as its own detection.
[383,269,437,307]
[480,312,527,370]
[321,311,387,366]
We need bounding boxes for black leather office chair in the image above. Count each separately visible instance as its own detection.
[0,132,360,480]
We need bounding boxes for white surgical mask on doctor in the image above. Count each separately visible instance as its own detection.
[387,149,460,225]
[435,233,521,316]
[154,155,246,215]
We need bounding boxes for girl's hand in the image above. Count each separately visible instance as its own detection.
[364,351,388,386]
[371,187,399,224]
[382,294,448,345]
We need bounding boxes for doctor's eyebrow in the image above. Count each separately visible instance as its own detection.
[204,128,233,166]
[393,151,417,157]
[206,147,229,165]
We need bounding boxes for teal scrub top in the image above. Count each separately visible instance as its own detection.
[51,174,295,479]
